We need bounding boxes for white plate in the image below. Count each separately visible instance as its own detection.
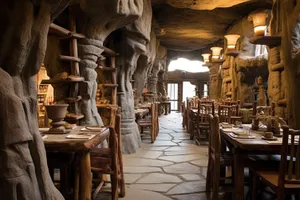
[229,133,255,139]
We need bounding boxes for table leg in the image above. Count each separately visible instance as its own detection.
[80,151,92,200]
[164,104,168,115]
[234,149,245,200]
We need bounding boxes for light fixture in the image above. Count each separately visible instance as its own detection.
[248,11,268,36]
[201,53,211,63]
[210,47,223,60]
[224,34,240,50]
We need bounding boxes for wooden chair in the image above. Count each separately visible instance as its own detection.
[90,108,125,200]
[137,103,158,143]
[206,114,233,199]
[195,101,215,144]
[251,126,300,200]
[218,105,232,123]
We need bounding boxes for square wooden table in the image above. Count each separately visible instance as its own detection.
[220,125,283,200]
[43,127,110,200]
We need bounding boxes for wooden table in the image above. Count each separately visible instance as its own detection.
[159,102,171,115]
[43,127,110,200]
[220,125,283,200]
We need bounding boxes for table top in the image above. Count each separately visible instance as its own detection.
[42,126,109,152]
[221,124,284,152]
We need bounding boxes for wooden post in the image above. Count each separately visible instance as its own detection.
[80,152,92,200]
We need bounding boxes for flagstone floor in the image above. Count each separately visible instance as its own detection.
[98,112,210,200]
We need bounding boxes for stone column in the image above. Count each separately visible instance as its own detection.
[208,62,221,99]
[117,0,153,153]
[76,0,143,126]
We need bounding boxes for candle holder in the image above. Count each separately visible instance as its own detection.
[210,47,223,60]
[224,34,241,57]
[248,10,269,37]
[201,53,211,63]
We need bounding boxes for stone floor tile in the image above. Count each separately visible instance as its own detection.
[124,174,143,184]
[172,139,183,143]
[136,173,182,184]
[190,159,208,167]
[130,150,163,159]
[164,151,201,156]
[124,166,162,173]
[172,193,209,200]
[163,163,201,174]
[130,184,177,192]
[166,181,206,195]
[124,157,173,167]
[159,154,205,163]
[152,140,178,146]
[179,174,203,181]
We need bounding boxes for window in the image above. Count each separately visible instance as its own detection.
[255,44,267,56]
[168,83,178,111]
[203,84,208,97]
[168,58,209,73]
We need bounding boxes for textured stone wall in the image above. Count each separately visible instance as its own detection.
[276,0,300,128]
[0,0,72,199]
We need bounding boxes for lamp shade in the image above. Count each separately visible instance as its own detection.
[224,34,240,50]
[201,53,211,63]
[248,11,268,36]
[210,47,223,60]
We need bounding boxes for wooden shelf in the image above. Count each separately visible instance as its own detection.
[49,23,86,39]
[226,50,240,57]
[41,77,84,84]
[271,62,284,72]
[59,55,81,62]
[250,36,281,47]
[64,96,82,103]
[98,66,116,72]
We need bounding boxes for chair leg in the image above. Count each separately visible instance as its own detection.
[151,128,155,143]
[251,173,258,200]
[111,173,118,200]
[212,164,220,200]
[206,158,212,193]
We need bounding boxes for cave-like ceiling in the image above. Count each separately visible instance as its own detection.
[152,0,272,51]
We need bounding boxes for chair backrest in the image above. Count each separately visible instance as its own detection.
[209,114,221,160]
[218,105,232,123]
[279,126,300,188]
[198,101,215,124]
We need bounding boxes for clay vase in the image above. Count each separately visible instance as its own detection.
[45,104,69,133]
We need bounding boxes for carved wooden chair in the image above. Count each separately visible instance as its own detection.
[206,114,233,199]
[251,126,300,200]
[90,107,125,200]
[196,100,215,144]
[218,105,232,123]
[137,103,158,143]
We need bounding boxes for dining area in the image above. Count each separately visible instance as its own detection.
[183,97,300,200]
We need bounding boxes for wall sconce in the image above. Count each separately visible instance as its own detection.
[210,47,223,60]
[201,53,211,63]
[224,34,240,51]
[248,11,268,36]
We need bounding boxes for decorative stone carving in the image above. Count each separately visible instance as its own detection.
[134,31,157,103]
[117,0,153,153]
[0,0,73,199]
[76,0,143,125]
[208,63,221,99]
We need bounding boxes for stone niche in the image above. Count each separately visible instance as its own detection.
[221,15,269,106]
